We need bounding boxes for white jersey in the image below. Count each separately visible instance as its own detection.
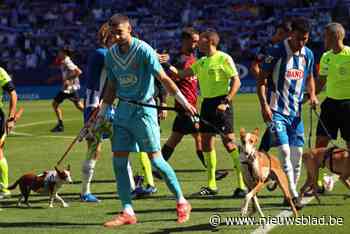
[61,56,80,93]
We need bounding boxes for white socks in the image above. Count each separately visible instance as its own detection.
[81,159,96,195]
[277,144,298,198]
[127,161,135,191]
[290,147,303,185]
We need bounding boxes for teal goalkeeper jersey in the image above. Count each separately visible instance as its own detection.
[105,37,163,103]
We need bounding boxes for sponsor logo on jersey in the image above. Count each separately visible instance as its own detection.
[286,69,304,80]
[118,74,138,87]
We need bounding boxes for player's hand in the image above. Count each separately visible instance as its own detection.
[183,103,197,116]
[309,95,319,109]
[6,118,15,134]
[261,103,273,122]
[157,53,170,64]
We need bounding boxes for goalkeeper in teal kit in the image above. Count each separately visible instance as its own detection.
[94,14,197,228]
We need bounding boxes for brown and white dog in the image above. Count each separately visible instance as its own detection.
[6,166,72,208]
[300,147,349,202]
[239,128,298,217]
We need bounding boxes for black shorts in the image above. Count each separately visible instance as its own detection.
[0,109,5,139]
[172,114,199,135]
[316,97,350,141]
[54,91,80,104]
[200,95,233,134]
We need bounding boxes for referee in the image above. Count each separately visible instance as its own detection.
[167,29,247,198]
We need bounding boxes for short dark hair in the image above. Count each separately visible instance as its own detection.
[61,46,74,57]
[277,20,292,33]
[291,17,311,33]
[109,14,130,26]
[201,29,220,46]
[181,27,199,40]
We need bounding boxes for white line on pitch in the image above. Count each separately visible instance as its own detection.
[252,175,339,234]
[15,118,80,128]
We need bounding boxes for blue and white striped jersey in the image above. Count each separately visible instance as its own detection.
[85,48,108,108]
[261,39,314,117]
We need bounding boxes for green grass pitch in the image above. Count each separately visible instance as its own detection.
[0,94,348,234]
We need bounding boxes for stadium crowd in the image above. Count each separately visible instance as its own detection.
[0,0,346,74]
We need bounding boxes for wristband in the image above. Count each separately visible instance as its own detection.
[174,90,189,108]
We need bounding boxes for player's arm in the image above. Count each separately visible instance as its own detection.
[306,73,318,107]
[164,64,194,79]
[256,49,277,122]
[305,54,318,107]
[67,67,82,80]
[0,68,18,133]
[156,70,196,115]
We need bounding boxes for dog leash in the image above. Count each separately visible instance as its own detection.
[311,108,340,148]
[308,106,313,148]
[55,107,100,166]
[118,97,238,145]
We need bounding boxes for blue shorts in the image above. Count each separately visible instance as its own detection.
[269,111,304,147]
[111,101,160,152]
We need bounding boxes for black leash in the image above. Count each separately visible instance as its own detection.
[308,106,313,148]
[118,97,237,144]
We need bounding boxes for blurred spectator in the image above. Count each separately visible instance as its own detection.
[0,0,348,74]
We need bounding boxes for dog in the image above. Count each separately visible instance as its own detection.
[300,147,349,202]
[6,166,72,208]
[239,128,298,217]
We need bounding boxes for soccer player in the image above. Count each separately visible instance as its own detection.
[96,14,196,228]
[167,29,246,198]
[315,22,350,189]
[80,22,117,202]
[50,47,84,132]
[251,21,291,153]
[0,66,18,199]
[256,17,318,209]
[160,27,204,165]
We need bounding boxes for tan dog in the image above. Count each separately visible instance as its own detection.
[239,128,298,217]
[300,147,349,202]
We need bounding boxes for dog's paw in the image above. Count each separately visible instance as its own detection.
[62,203,69,208]
[48,204,54,208]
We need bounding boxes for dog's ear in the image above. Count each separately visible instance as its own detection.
[253,128,259,137]
[67,164,71,171]
[240,128,246,137]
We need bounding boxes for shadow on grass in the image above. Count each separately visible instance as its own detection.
[148,223,217,234]
[0,222,100,228]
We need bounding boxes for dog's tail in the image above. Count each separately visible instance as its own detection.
[7,178,22,190]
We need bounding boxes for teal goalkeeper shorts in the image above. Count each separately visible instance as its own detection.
[111,101,160,152]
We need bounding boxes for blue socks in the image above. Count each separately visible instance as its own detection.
[151,156,183,200]
[112,157,132,209]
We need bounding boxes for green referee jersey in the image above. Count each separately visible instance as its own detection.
[191,51,239,98]
[319,46,350,99]
[0,67,12,108]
